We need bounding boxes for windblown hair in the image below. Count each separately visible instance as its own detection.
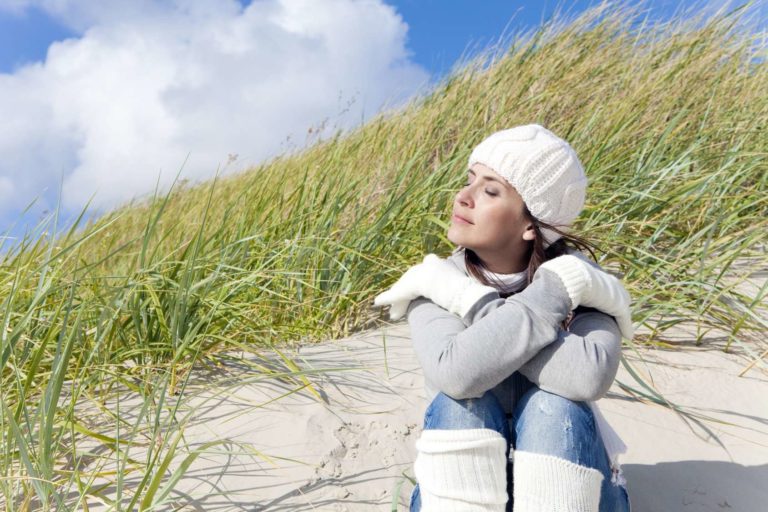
[463,204,599,295]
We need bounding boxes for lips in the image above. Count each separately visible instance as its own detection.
[452,213,473,225]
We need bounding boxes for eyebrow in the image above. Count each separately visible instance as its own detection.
[468,169,507,186]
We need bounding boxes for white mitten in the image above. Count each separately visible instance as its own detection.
[537,255,634,340]
[373,254,496,320]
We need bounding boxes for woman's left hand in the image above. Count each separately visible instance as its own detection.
[538,254,634,340]
[374,254,496,320]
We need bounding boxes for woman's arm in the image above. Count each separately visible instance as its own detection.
[517,308,622,401]
[406,269,571,400]
[464,296,623,402]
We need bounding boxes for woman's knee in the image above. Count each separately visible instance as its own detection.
[423,391,509,438]
[513,388,600,463]
[515,388,593,425]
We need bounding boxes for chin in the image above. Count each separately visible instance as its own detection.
[446,227,464,246]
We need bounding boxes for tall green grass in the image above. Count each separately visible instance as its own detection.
[1,1,766,509]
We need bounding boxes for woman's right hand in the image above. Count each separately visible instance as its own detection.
[373,254,496,321]
[538,254,634,340]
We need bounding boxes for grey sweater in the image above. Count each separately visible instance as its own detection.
[406,257,623,415]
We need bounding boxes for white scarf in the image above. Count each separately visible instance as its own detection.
[448,249,528,295]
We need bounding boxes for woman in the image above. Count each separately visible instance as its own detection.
[375,124,632,512]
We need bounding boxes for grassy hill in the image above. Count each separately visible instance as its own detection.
[1,2,766,509]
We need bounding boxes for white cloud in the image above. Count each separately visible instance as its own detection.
[0,0,430,221]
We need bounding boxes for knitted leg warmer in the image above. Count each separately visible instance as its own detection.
[512,451,603,512]
[414,428,508,511]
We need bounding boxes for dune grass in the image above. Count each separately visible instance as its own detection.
[1,1,766,509]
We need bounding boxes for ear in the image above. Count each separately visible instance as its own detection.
[522,223,536,241]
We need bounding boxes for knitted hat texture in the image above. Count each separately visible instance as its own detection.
[468,124,587,247]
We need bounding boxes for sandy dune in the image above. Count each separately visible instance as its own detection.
[134,319,768,512]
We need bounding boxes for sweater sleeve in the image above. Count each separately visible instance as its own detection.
[463,291,623,402]
[456,255,625,402]
[517,308,622,401]
[406,269,571,400]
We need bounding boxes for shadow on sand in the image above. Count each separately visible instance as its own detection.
[622,460,768,512]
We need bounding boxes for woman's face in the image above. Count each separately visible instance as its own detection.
[447,163,535,268]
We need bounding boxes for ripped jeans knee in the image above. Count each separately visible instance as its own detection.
[513,387,599,466]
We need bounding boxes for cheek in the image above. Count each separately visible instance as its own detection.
[485,203,517,227]
[481,204,522,239]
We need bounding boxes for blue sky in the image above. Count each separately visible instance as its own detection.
[3,1,752,76]
[0,0,762,246]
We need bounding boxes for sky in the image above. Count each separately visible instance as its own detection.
[0,0,763,246]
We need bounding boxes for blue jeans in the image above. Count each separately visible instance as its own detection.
[410,388,631,512]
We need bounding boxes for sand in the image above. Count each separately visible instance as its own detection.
[122,319,768,512]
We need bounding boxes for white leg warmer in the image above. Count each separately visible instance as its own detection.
[512,451,603,512]
[414,428,509,511]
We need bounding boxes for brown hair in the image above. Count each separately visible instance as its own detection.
[463,204,600,295]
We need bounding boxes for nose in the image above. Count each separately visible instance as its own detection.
[456,185,474,208]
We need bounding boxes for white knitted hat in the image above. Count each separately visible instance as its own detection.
[467,124,587,247]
